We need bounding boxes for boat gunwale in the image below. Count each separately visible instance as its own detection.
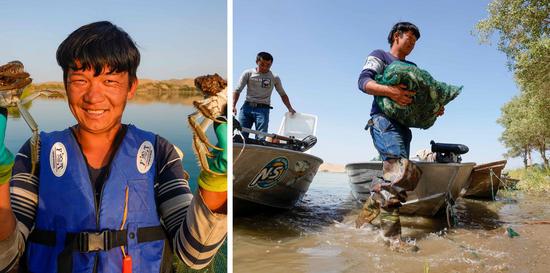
[345,161,476,169]
[233,142,324,163]
[472,160,507,172]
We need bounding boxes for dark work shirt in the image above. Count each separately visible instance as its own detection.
[71,125,128,205]
[88,165,109,204]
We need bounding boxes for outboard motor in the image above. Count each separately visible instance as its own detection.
[296,135,317,152]
[430,140,469,163]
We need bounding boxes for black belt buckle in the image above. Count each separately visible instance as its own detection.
[246,101,271,108]
[79,231,106,252]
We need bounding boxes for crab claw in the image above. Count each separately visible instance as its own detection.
[192,135,224,176]
[188,111,223,151]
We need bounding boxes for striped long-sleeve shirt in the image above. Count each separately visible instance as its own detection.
[358,49,417,115]
[0,132,226,272]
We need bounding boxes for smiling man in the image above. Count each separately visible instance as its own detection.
[0,21,227,273]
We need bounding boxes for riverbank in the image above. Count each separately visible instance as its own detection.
[26,78,203,104]
[318,163,346,173]
[507,166,550,193]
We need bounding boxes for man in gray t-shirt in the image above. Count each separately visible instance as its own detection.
[233,52,296,139]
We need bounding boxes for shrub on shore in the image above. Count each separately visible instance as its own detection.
[508,166,550,193]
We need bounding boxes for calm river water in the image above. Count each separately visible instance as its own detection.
[234,172,550,273]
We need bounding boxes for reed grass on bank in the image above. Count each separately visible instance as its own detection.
[508,166,550,193]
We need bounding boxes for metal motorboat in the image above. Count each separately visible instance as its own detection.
[345,161,475,216]
[464,160,507,199]
[233,142,323,210]
[346,141,475,217]
[233,112,323,211]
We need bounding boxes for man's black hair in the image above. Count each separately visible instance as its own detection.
[56,21,140,86]
[256,52,273,62]
[388,22,420,46]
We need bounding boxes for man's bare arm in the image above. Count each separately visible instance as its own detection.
[280,94,296,114]
[232,91,240,115]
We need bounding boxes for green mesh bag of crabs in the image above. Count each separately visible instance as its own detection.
[374,61,462,129]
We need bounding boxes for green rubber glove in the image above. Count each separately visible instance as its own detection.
[0,108,14,185]
[207,120,227,173]
[197,118,227,192]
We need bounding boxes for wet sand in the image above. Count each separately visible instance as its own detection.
[234,172,550,273]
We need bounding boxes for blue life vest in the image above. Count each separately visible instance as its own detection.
[25,125,166,273]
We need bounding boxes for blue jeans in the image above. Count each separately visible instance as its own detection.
[368,114,412,160]
[239,102,270,139]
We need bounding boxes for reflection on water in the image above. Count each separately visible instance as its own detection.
[235,172,357,239]
[234,172,550,273]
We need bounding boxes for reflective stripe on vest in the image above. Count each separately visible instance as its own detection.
[26,125,164,273]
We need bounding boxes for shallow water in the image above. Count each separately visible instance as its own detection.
[234,172,550,273]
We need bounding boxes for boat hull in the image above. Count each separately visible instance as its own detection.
[346,161,475,217]
[233,143,323,210]
[464,160,507,199]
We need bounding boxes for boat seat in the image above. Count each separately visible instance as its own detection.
[430,140,469,155]
[430,140,469,163]
[233,135,303,151]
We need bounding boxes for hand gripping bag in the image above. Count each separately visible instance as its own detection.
[375,61,462,129]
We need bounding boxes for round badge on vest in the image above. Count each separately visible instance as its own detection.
[137,141,154,174]
[50,142,68,177]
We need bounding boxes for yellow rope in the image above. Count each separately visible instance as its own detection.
[120,186,129,257]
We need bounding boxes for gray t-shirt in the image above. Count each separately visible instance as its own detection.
[235,68,287,105]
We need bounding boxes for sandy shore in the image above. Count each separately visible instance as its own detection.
[318,163,346,173]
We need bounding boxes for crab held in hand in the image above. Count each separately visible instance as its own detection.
[0,61,62,174]
[188,74,227,175]
[0,61,33,104]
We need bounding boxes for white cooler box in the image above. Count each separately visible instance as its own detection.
[278,112,318,142]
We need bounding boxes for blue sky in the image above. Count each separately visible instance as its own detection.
[234,0,527,168]
[0,0,227,82]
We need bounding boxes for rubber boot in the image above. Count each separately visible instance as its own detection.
[355,195,381,228]
[380,207,418,253]
[356,174,404,229]
[383,158,422,192]
[380,206,401,238]
[356,175,400,229]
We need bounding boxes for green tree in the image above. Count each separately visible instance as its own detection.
[475,0,549,69]
[498,95,534,167]
[475,0,550,168]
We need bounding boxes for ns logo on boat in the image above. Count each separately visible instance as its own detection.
[248,157,288,189]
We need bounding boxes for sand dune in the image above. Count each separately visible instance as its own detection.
[318,163,346,173]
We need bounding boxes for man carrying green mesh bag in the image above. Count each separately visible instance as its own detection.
[356,22,461,252]
[375,61,462,129]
